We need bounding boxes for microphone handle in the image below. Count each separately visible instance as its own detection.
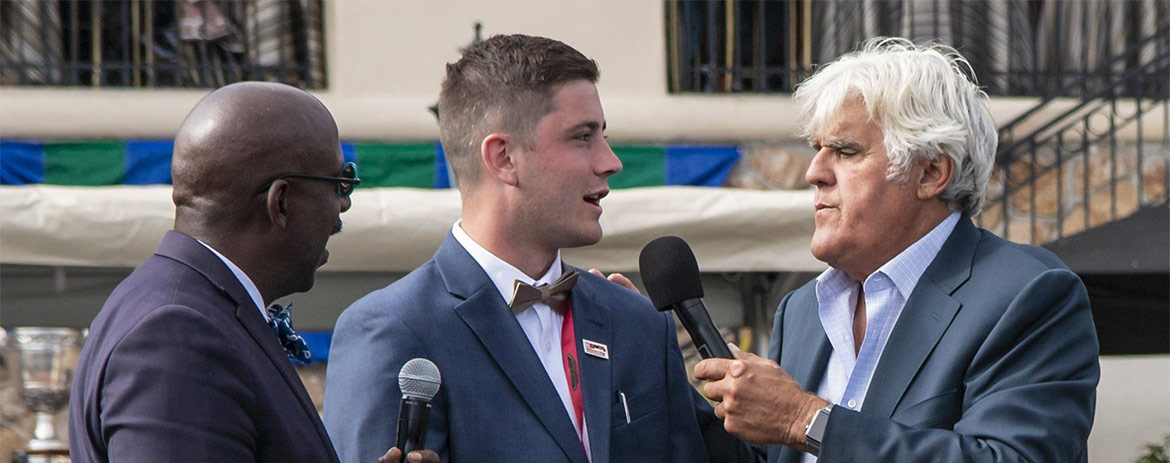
[672,299,734,359]
[395,397,431,454]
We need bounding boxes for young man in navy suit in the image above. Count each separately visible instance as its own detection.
[69,82,436,463]
[324,35,706,463]
[694,38,1099,462]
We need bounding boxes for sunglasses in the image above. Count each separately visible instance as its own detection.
[276,161,362,198]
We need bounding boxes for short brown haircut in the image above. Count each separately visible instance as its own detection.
[438,34,600,188]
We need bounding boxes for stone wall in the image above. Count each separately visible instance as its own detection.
[978,141,1168,245]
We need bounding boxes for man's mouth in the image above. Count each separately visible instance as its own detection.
[584,189,609,206]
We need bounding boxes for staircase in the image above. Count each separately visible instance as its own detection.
[977,24,1170,247]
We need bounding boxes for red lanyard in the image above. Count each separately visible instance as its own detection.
[560,302,586,442]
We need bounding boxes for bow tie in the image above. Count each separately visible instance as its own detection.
[267,303,312,363]
[508,270,579,314]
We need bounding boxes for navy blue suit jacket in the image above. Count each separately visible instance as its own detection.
[734,217,1098,462]
[69,231,339,463]
[324,233,706,463]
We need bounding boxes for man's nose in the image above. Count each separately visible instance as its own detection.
[598,139,622,177]
[805,149,833,187]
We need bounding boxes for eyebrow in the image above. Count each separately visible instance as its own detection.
[567,120,605,133]
[812,138,864,151]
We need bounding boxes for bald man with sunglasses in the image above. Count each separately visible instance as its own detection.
[68,82,433,463]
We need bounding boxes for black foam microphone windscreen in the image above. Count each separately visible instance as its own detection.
[639,236,733,359]
[639,235,704,310]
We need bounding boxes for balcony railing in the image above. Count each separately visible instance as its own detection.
[979,24,1169,245]
[667,0,1167,97]
[0,0,326,89]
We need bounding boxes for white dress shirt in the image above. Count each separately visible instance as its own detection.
[803,211,959,462]
[451,222,592,461]
[198,240,269,322]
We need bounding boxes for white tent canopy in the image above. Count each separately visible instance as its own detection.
[0,185,825,273]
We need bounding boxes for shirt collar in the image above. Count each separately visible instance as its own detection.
[198,240,269,322]
[876,210,960,299]
[451,220,564,305]
[816,210,960,299]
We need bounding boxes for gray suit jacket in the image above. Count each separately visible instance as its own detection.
[702,217,1100,462]
[770,217,1099,462]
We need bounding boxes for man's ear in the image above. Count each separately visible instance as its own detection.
[918,155,955,200]
[265,179,291,229]
[481,133,519,186]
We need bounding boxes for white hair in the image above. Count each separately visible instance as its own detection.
[792,37,997,216]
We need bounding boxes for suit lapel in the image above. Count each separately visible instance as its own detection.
[568,271,612,463]
[437,235,588,463]
[156,231,337,462]
[779,289,832,393]
[862,218,978,418]
[234,302,337,460]
[770,288,833,463]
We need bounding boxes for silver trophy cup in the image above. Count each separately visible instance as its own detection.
[11,327,83,454]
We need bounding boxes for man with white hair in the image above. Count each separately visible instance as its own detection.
[695,38,1099,462]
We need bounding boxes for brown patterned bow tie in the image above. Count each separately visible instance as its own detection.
[508,270,579,314]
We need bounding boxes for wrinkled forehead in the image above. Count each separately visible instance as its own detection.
[802,90,877,142]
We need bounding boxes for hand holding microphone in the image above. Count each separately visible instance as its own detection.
[639,236,733,360]
[641,237,831,447]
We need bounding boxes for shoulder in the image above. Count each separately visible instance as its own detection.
[965,228,1081,295]
[96,302,256,407]
[942,228,1090,343]
[107,251,236,314]
[91,256,237,351]
[574,268,658,315]
[972,228,1070,274]
[109,303,244,364]
[339,260,445,324]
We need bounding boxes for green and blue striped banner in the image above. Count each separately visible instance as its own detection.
[1,140,739,188]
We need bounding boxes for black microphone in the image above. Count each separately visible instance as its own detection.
[395,358,441,455]
[639,236,734,359]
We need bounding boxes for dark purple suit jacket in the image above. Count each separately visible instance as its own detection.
[68,231,339,463]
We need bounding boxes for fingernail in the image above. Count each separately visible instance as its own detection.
[729,342,741,352]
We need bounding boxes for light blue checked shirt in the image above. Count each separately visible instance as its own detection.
[811,211,960,418]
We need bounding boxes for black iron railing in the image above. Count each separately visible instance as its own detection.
[0,0,326,89]
[667,0,1167,97]
[980,24,1170,245]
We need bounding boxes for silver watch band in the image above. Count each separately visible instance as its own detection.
[804,404,834,457]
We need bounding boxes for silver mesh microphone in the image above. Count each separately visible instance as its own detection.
[396,358,441,454]
[399,358,441,400]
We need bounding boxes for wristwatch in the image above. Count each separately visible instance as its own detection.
[804,404,834,457]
